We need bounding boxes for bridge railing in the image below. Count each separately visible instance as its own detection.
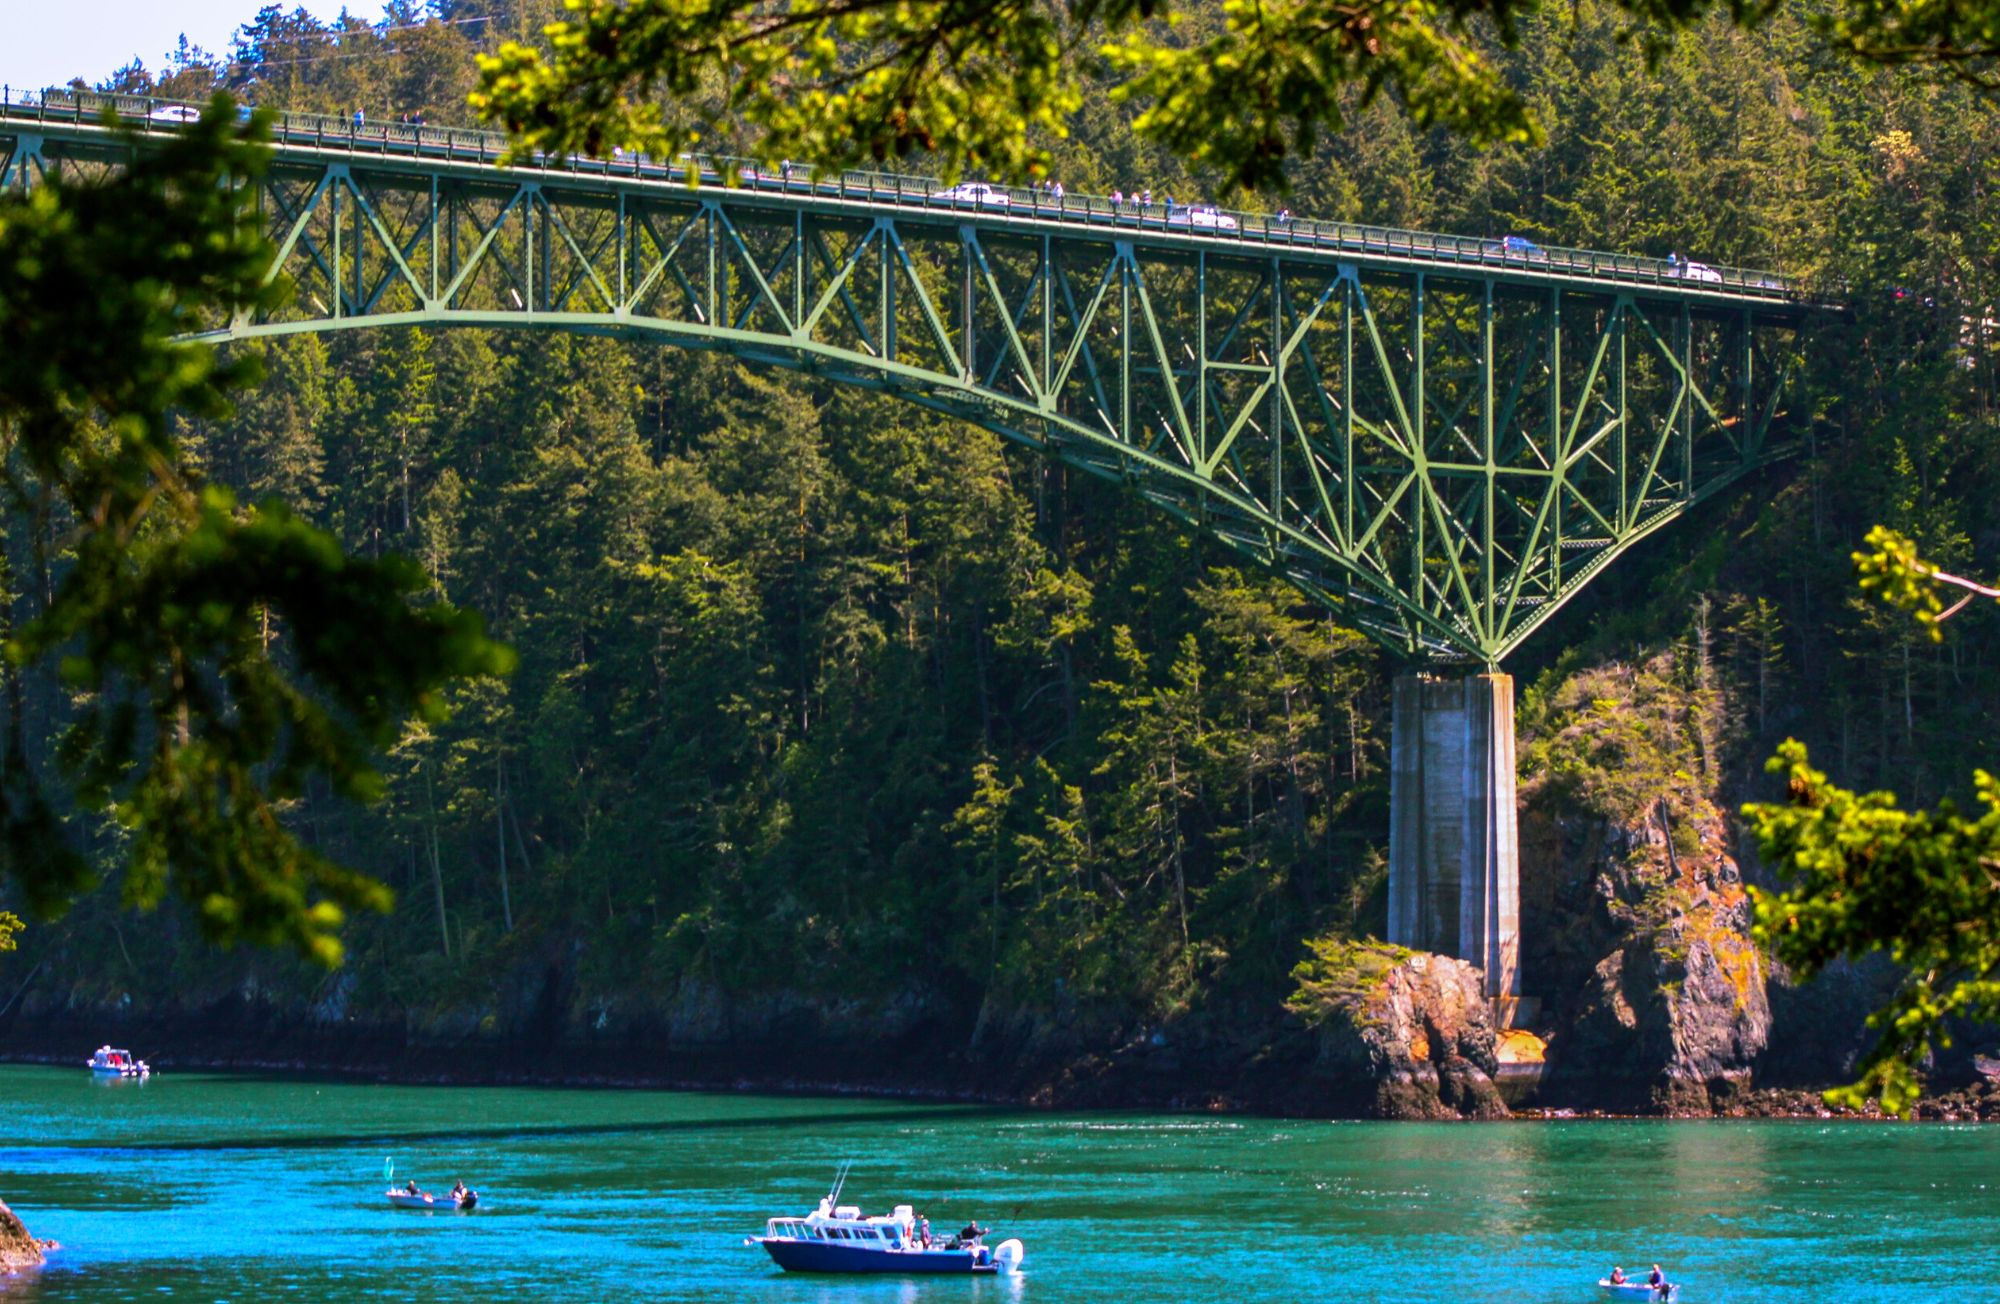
[2,86,1803,303]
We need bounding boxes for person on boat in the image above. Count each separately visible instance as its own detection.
[917,1214,931,1249]
[959,1221,985,1244]
[404,1180,420,1196]
[451,1181,467,1200]
[1609,1267,1627,1285]
[1648,1265,1664,1286]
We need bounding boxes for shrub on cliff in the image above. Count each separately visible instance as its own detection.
[1285,937,1413,1027]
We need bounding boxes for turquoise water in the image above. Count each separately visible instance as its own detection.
[1,1064,1994,1301]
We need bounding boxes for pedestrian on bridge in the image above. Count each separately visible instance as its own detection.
[352,107,363,131]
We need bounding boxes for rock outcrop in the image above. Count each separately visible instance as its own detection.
[1517,655,1773,1113]
[1288,940,1508,1118]
[0,1199,43,1274]
[1524,796,1772,1113]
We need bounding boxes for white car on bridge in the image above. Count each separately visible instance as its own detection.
[1673,259,1723,283]
[146,104,201,125]
[1167,205,1240,232]
[936,182,1010,208]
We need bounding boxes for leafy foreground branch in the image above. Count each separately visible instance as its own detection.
[473,0,2000,193]
[0,99,512,965]
[1746,526,2000,1116]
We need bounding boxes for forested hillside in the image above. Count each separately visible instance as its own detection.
[7,0,1998,1101]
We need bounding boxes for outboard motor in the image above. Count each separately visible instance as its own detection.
[992,1239,1025,1274]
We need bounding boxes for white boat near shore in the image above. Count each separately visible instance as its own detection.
[87,1047,149,1078]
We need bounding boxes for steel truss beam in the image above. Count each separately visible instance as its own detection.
[4,124,1809,664]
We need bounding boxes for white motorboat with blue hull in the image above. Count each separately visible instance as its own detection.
[749,1168,1024,1276]
[87,1046,149,1078]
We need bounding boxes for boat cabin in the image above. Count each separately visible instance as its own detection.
[764,1200,919,1249]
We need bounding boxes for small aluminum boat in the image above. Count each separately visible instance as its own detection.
[88,1046,150,1078]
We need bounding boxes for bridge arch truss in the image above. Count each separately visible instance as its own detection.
[3,112,1808,664]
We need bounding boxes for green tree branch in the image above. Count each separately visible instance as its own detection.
[472,0,2000,192]
[1746,528,2000,1116]
[0,99,513,965]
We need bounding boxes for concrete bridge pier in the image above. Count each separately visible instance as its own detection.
[1386,672,1521,1010]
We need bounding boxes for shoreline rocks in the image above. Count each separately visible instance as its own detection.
[0,1199,44,1274]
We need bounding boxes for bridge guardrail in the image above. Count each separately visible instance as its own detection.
[2,86,1804,304]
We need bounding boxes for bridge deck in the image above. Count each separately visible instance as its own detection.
[0,90,1808,319]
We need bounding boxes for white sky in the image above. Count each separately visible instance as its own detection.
[0,0,357,93]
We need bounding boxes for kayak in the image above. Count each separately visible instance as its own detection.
[1599,1281,1678,1302]
[387,1188,478,1211]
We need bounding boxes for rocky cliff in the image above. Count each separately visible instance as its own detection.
[1517,656,1773,1114]
[1285,939,1508,1118]
[1525,802,1772,1112]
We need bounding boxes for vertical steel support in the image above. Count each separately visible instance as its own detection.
[705,202,717,326]
[884,222,900,362]
[1680,304,1693,496]
[429,175,440,304]
[1041,233,1053,398]
[962,232,975,383]
[1118,248,1131,446]
[1270,258,1284,514]
[1548,288,1561,589]
[1741,308,1756,457]
[1196,251,1208,466]
[1342,278,1355,548]
[1481,281,1496,650]
[1411,275,1426,616]
[524,188,536,314]
[353,176,364,312]
[331,178,343,320]
[792,208,804,334]
[1617,301,1629,529]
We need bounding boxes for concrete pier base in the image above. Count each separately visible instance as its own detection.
[1386,672,1520,1002]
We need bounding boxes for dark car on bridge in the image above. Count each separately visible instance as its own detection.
[1484,235,1546,260]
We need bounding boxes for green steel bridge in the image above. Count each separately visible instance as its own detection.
[1,91,1815,668]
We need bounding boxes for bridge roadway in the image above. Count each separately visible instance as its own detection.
[2,90,1805,313]
[0,91,1826,1008]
